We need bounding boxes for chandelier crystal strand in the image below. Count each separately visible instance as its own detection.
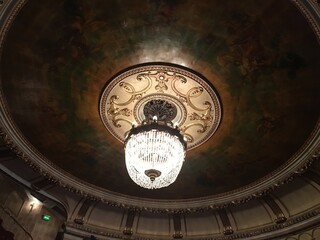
[125,124,186,189]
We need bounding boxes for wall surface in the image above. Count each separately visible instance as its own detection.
[0,173,64,240]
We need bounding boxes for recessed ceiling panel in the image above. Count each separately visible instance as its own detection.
[0,0,319,200]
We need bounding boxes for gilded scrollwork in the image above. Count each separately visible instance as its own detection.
[171,73,214,137]
[100,64,221,149]
[106,73,154,127]
[171,74,188,102]
[171,75,213,114]
[188,101,214,133]
[111,73,153,106]
[107,96,132,128]
[180,103,214,141]
[180,123,207,142]
[186,87,209,111]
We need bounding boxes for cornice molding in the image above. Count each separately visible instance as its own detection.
[0,0,319,213]
[65,207,320,240]
[0,125,318,213]
[291,0,320,44]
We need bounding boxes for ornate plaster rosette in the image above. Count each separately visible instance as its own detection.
[99,63,222,150]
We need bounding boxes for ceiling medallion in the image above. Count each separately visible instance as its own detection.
[99,63,222,189]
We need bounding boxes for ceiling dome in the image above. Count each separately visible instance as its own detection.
[0,1,320,239]
[0,0,319,215]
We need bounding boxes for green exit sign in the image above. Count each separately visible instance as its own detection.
[42,215,51,221]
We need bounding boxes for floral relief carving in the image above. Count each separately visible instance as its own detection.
[100,64,221,149]
[155,72,169,92]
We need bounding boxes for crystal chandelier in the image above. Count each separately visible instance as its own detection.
[99,64,222,190]
[124,100,187,189]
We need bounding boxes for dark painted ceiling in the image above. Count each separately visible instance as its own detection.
[1,0,319,199]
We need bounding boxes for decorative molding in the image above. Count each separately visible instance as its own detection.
[30,177,55,191]
[0,0,317,239]
[263,196,287,224]
[0,0,27,53]
[304,165,320,186]
[172,213,183,239]
[211,207,320,240]
[0,0,318,214]
[123,210,135,236]
[217,209,234,235]
[74,199,95,225]
[65,207,320,240]
[0,128,318,214]
[291,0,320,44]
[99,63,222,150]
[282,225,320,240]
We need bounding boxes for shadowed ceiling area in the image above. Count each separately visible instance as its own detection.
[1,0,319,200]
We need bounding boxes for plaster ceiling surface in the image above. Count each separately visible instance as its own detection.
[0,0,319,201]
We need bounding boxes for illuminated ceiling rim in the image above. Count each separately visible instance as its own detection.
[99,63,222,150]
[0,123,318,211]
[0,0,319,211]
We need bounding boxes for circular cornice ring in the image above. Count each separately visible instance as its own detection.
[0,0,319,212]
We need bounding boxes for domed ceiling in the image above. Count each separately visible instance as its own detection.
[0,0,319,201]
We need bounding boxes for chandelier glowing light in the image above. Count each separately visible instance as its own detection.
[125,119,186,189]
[99,63,222,190]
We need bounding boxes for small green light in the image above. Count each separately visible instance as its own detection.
[42,215,51,221]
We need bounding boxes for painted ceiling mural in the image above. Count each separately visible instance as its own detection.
[1,0,319,199]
